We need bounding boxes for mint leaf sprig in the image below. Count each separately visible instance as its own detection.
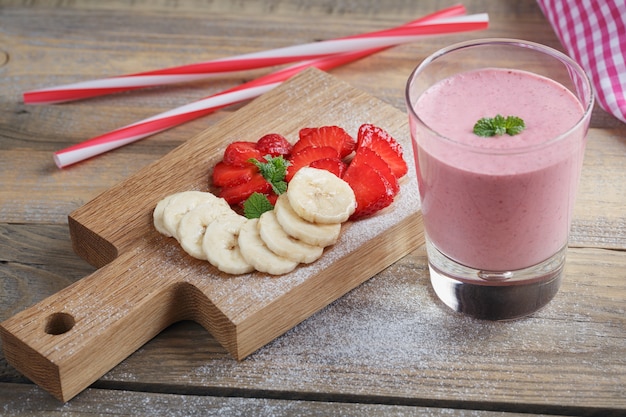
[473,115,525,137]
[249,155,290,195]
[243,155,290,219]
[243,192,275,219]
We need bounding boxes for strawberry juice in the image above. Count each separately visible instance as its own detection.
[405,40,593,319]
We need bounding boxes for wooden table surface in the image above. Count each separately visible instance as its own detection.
[1,1,624,415]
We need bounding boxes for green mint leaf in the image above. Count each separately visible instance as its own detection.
[493,114,506,136]
[504,115,525,135]
[249,155,290,195]
[243,192,274,219]
[271,179,288,195]
[473,114,525,137]
[472,117,496,137]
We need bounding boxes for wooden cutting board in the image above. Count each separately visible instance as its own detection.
[0,68,424,402]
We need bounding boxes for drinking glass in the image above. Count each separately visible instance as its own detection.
[405,39,593,320]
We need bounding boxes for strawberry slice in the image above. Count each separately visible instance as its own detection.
[309,157,347,178]
[212,161,257,187]
[256,133,293,158]
[223,141,264,167]
[285,145,339,181]
[349,147,399,194]
[343,162,395,220]
[293,126,356,158]
[265,192,279,206]
[357,124,408,178]
[219,173,272,205]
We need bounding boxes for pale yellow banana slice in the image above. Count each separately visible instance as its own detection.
[203,214,254,275]
[287,167,356,224]
[162,191,225,238]
[273,194,341,247]
[238,218,298,275]
[177,198,233,260]
[258,210,324,264]
[153,192,182,236]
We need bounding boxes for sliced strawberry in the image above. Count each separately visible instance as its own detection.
[219,173,272,205]
[223,141,264,167]
[309,157,347,178]
[285,145,340,181]
[293,126,356,158]
[265,192,279,206]
[212,161,257,188]
[343,159,395,220]
[357,124,408,178]
[256,133,293,158]
[349,147,399,194]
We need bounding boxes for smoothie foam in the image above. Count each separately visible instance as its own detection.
[412,68,586,271]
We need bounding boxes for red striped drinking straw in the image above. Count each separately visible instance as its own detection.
[26,4,480,104]
[48,7,489,167]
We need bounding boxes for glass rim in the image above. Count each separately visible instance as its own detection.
[405,38,595,155]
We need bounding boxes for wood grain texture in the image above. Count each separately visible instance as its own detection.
[0,68,424,402]
[0,0,625,415]
[5,237,624,413]
[0,382,554,417]
[570,129,626,249]
[85,247,623,414]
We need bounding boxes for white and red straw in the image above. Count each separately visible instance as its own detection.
[44,6,488,168]
[27,6,485,105]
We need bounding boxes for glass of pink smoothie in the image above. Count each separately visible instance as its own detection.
[405,39,593,320]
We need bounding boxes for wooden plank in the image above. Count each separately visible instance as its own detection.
[0,68,424,402]
[570,129,626,250]
[89,247,626,414]
[0,224,95,321]
[0,0,504,20]
[0,382,553,417]
[2,245,624,413]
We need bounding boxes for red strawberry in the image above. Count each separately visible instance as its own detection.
[342,152,396,220]
[309,157,347,178]
[285,145,340,181]
[219,173,272,205]
[256,133,293,158]
[293,126,356,158]
[212,161,257,187]
[265,192,279,206]
[357,124,408,178]
[349,147,399,194]
[223,141,264,167]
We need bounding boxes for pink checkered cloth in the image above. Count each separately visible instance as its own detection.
[537,0,626,123]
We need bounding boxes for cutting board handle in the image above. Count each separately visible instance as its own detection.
[0,246,204,402]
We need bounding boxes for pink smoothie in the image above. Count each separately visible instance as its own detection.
[411,68,587,271]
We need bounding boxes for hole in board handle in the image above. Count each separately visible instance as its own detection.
[45,312,75,335]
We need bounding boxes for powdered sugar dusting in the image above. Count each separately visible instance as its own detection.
[146,69,422,359]
[146,69,420,320]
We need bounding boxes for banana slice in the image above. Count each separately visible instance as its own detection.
[153,192,181,236]
[274,194,341,247]
[203,214,255,275]
[287,167,356,224]
[177,199,233,260]
[238,218,298,275]
[258,210,324,264]
[162,191,226,238]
